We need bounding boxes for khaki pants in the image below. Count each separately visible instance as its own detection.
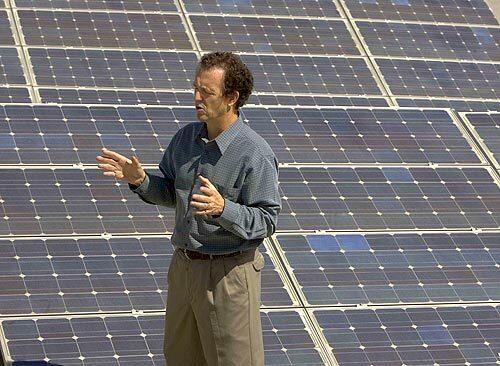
[164,247,265,366]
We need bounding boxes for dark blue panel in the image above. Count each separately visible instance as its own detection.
[314,305,500,366]
[15,0,177,11]
[29,48,198,89]
[19,11,192,49]
[242,54,381,95]
[277,167,500,231]
[277,232,500,305]
[192,16,358,55]
[358,22,500,62]
[4,311,324,365]
[183,0,340,17]
[344,0,498,25]
[377,59,500,99]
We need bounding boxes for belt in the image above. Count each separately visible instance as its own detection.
[179,248,244,260]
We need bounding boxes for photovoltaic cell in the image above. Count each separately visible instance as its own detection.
[2,310,326,365]
[0,169,173,236]
[38,89,194,106]
[241,54,382,95]
[396,98,500,112]
[0,48,26,85]
[0,238,292,316]
[275,232,500,306]
[18,11,193,50]
[182,0,341,17]
[376,58,500,99]
[241,107,481,164]
[28,48,198,89]
[14,0,178,12]
[464,112,500,168]
[0,87,31,103]
[0,10,15,45]
[191,16,359,55]
[277,167,500,231]
[343,0,498,25]
[313,305,500,366]
[357,22,500,62]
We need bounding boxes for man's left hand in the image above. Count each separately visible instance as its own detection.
[190,175,225,216]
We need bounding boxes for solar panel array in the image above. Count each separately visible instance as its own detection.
[0,0,499,365]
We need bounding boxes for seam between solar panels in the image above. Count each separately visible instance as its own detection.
[7,7,40,102]
[334,0,397,106]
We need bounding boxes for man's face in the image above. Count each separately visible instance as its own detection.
[193,67,232,123]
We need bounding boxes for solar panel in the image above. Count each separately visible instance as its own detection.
[277,166,500,231]
[18,10,193,50]
[343,0,498,25]
[182,0,341,17]
[38,88,194,106]
[28,48,198,90]
[14,0,178,12]
[1,310,328,365]
[0,48,26,85]
[0,87,31,103]
[0,169,173,236]
[462,112,500,168]
[2,105,480,166]
[357,22,500,62]
[0,10,15,45]
[241,54,382,96]
[0,237,294,316]
[396,98,500,112]
[376,58,500,99]
[275,232,500,306]
[38,88,390,107]
[191,16,359,56]
[312,305,500,366]
[240,107,482,164]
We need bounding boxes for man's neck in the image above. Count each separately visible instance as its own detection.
[206,113,238,140]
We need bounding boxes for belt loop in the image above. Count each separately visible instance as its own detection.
[181,248,191,261]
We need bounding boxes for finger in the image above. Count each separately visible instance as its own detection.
[198,175,215,189]
[97,163,117,172]
[191,194,210,202]
[190,201,209,210]
[131,156,141,167]
[193,210,211,216]
[96,156,119,167]
[103,171,116,177]
[101,148,128,165]
[199,186,215,196]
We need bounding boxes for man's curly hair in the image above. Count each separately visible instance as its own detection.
[197,52,253,111]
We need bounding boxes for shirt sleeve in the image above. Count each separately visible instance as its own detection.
[213,153,281,240]
[129,137,177,208]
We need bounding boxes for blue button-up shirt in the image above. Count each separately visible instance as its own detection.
[131,116,281,254]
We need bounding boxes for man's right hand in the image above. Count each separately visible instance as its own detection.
[96,148,146,186]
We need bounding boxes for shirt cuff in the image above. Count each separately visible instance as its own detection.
[215,198,239,225]
[129,173,150,195]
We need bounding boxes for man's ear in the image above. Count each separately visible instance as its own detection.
[227,90,239,108]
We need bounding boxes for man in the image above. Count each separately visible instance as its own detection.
[96,52,281,365]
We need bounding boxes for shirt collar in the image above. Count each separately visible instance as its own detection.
[196,115,243,154]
